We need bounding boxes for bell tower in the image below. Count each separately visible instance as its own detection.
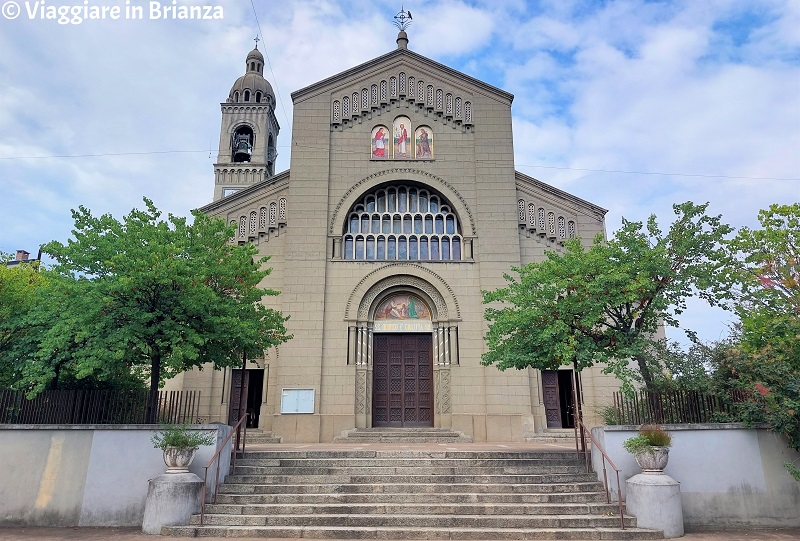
[213,41,280,201]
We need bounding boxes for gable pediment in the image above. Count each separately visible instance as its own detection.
[515,171,606,242]
[292,49,512,134]
[292,49,512,104]
[198,171,290,243]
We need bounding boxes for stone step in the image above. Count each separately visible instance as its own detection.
[218,481,606,495]
[165,525,663,540]
[240,450,578,460]
[223,473,600,485]
[200,502,621,516]
[333,427,473,443]
[166,448,660,540]
[231,465,586,475]
[235,457,584,467]
[243,429,282,444]
[527,429,580,444]
[188,512,638,529]
[214,491,609,504]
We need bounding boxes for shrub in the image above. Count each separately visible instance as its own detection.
[623,424,672,456]
[150,424,216,450]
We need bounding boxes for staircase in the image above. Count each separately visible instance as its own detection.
[334,427,473,443]
[526,428,578,445]
[164,447,662,539]
[245,428,282,444]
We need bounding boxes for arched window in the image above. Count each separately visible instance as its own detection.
[278,198,287,221]
[244,90,251,102]
[255,91,262,103]
[342,184,463,261]
[233,91,239,102]
[269,202,277,225]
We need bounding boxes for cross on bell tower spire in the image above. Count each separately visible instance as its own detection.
[254,36,260,49]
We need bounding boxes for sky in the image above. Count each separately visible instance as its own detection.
[1,0,798,348]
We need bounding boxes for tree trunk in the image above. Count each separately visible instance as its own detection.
[634,353,663,422]
[146,352,161,424]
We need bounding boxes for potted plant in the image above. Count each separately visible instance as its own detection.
[623,424,672,474]
[151,424,216,474]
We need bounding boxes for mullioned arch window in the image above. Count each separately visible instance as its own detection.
[343,184,463,261]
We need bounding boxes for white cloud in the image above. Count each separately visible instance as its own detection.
[1,0,797,349]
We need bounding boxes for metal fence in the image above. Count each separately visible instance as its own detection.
[0,389,200,425]
[611,389,749,425]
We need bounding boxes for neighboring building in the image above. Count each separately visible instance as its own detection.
[5,250,40,268]
[165,29,623,442]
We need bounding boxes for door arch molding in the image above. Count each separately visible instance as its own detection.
[345,263,460,323]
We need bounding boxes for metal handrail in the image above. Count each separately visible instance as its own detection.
[574,416,625,529]
[200,414,248,525]
[569,379,625,529]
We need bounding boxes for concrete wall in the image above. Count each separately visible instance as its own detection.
[0,424,233,527]
[591,424,800,528]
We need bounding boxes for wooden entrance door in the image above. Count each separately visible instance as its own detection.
[542,370,577,428]
[372,334,433,427]
[228,369,249,426]
[542,370,562,428]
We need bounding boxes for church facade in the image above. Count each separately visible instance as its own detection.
[165,31,622,442]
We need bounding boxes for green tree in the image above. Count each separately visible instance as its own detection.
[0,253,47,387]
[27,199,289,418]
[719,203,800,476]
[641,339,715,393]
[482,202,732,391]
[723,203,799,359]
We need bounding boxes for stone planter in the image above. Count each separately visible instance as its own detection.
[634,446,670,474]
[163,446,198,473]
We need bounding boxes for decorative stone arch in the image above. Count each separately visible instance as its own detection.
[231,119,260,136]
[345,263,461,323]
[347,264,459,428]
[329,168,477,237]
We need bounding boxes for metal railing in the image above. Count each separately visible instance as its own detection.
[572,383,625,530]
[0,389,200,424]
[611,389,748,425]
[200,414,248,525]
[574,416,625,529]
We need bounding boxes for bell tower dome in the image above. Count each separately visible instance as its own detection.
[213,41,280,201]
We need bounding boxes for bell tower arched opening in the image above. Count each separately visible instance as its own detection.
[232,125,254,163]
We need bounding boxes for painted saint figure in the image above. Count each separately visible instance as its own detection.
[372,126,388,158]
[375,294,430,320]
[395,123,409,157]
[415,127,432,159]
